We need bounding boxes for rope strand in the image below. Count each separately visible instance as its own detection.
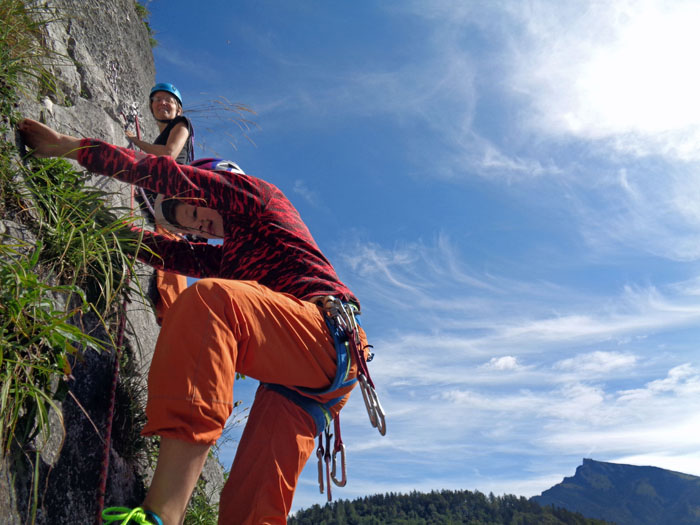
[95,115,141,524]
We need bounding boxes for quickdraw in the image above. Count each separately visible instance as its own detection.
[316,416,346,501]
[318,296,386,436]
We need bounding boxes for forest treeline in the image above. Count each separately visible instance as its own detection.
[287,489,611,525]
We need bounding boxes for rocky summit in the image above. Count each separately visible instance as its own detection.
[533,458,700,525]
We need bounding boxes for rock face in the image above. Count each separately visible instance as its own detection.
[533,458,700,525]
[0,1,223,523]
[22,0,159,145]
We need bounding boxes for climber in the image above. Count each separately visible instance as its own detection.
[126,82,194,325]
[126,82,194,164]
[18,118,374,525]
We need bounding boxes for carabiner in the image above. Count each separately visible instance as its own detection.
[323,428,333,501]
[316,437,325,494]
[359,373,387,436]
[331,443,347,487]
[368,385,386,436]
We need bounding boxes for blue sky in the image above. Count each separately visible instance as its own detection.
[146,0,700,514]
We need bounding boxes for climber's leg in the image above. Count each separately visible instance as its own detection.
[139,278,338,523]
[218,385,316,525]
[142,437,210,524]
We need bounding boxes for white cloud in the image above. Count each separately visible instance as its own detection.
[567,161,700,262]
[510,0,700,160]
[340,235,507,318]
[554,351,637,375]
[331,228,700,497]
[332,350,700,502]
[483,356,520,371]
[291,179,319,206]
[381,0,700,262]
[339,235,700,367]
[618,363,700,401]
[613,452,700,478]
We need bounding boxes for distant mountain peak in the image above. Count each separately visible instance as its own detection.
[532,459,700,525]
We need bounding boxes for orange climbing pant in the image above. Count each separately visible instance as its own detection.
[153,225,188,325]
[142,278,365,524]
[154,268,187,324]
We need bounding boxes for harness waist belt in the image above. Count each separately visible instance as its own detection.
[263,312,359,436]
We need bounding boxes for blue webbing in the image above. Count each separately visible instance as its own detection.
[263,315,360,436]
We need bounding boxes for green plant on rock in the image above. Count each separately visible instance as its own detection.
[184,478,219,525]
[0,3,237,520]
[134,1,157,48]
[0,240,106,455]
[0,152,149,522]
[0,153,152,442]
[20,157,146,313]
[0,0,62,119]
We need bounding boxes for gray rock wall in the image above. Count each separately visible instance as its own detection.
[1,1,224,523]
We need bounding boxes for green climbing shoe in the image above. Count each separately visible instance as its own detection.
[102,506,163,525]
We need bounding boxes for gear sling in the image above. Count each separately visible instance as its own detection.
[264,296,386,500]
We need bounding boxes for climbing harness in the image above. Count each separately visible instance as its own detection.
[265,295,385,501]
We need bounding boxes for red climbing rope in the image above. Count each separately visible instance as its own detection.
[95,115,142,524]
[95,299,128,524]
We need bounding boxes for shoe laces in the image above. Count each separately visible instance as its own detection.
[102,507,163,525]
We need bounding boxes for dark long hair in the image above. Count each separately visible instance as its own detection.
[160,198,182,227]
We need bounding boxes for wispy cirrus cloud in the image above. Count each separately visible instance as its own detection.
[341,350,700,483]
[339,235,700,349]
[331,226,700,495]
[331,228,700,489]
[569,162,700,262]
[291,179,319,206]
[289,353,700,508]
[554,351,637,375]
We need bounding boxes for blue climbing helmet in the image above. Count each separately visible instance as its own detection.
[190,158,244,174]
[149,82,183,107]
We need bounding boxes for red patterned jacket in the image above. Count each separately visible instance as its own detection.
[77,139,358,305]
